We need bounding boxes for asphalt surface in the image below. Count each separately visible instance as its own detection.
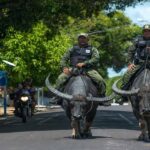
[0,105,150,150]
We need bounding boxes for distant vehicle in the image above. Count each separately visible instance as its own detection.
[16,89,33,123]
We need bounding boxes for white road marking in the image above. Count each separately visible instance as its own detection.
[3,120,19,125]
[37,117,53,125]
[119,113,134,125]
[34,117,46,121]
[37,114,60,125]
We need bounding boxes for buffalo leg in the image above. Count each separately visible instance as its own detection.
[82,121,92,138]
[82,109,97,138]
[138,118,149,141]
[71,119,81,139]
[145,116,150,141]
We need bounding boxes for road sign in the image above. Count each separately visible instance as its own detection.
[0,71,7,86]
[0,71,7,117]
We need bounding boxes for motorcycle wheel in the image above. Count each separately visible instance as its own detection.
[27,107,32,117]
[22,108,27,123]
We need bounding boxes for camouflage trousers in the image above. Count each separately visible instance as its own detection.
[122,65,141,88]
[55,69,106,95]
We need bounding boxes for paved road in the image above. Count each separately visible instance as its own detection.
[0,105,150,150]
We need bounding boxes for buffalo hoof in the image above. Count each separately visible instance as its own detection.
[144,137,150,142]
[82,131,92,139]
[138,133,145,141]
[138,133,150,142]
[72,134,81,139]
[144,136,150,142]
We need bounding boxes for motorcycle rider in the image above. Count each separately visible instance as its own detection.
[13,78,36,116]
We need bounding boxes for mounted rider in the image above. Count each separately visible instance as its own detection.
[121,24,150,101]
[51,33,106,104]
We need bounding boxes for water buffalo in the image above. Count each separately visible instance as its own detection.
[112,65,150,141]
[46,70,113,139]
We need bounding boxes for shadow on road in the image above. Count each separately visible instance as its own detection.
[63,135,113,140]
[0,108,139,133]
[93,109,139,130]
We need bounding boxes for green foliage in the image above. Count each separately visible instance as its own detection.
[106,76,123,103]
[0,10,142,86]
[0,0,146,39]
[1,22,71,86]
[106,76,121,95]
[0,1,144,86]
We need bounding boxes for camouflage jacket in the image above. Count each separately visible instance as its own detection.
[127,35,143,64]
[127,42,136,64]
[128,35,150,64]
[60,45,100,69]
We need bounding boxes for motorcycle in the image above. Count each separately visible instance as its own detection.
[16,89,33,123]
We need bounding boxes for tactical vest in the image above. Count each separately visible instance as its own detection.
[70,45,93,67]
[134,36,150,64]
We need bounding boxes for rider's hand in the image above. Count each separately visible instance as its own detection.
[128,63,135,71]
[63,67,71,75]
[76,63,85,68]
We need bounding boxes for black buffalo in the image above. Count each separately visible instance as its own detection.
[46,70,113,139]
[112,65,150,142]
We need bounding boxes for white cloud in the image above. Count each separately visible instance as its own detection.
[125,2,150,26]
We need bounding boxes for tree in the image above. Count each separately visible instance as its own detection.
[1,22,71,85]
[0,0,147,38]
[0,11,141,86]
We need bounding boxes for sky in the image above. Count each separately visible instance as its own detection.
[108,1,150,78]
[125,1,150,26]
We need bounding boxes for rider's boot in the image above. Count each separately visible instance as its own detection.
[118,83,129,104]
[31,101,36,115]
[97,82,111,106]
[14,101,20,116]
[14,109,19,116]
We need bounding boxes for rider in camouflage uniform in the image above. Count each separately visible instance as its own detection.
[121,24,150,95]
[52,33,106,104]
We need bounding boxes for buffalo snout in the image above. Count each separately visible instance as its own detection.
[71,101,86,120]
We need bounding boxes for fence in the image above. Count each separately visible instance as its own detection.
[36,87,50,108]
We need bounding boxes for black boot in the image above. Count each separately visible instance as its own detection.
[14,109,19,116]
[119,83,130,104]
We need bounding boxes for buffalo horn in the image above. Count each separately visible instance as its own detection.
[112,79,139,96]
